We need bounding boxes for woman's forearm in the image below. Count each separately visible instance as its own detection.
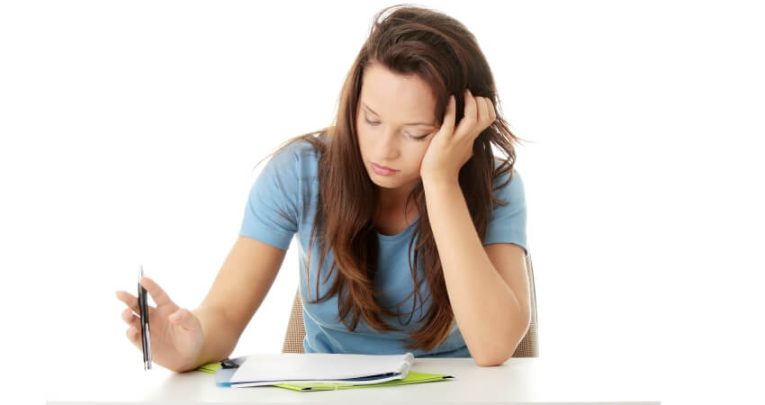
[423,179,529,366]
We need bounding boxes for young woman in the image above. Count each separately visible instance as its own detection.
[116,5,530,371]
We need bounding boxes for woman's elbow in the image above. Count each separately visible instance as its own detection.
[473,316,531,367]
[471,340,515,367]
[473,352,511,367]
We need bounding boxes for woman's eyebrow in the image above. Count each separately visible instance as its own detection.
[362,102,435,127]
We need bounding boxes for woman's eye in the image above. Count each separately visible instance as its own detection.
[364,117,381,126]
[406,134,428,141]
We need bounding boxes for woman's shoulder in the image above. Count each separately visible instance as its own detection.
[272,135,322,163]
[262,134,324,183]
[492,157,524,191]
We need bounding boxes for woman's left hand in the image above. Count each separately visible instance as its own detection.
[420,89,496,185]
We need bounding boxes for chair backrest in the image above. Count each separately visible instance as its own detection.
[282,254,539,357]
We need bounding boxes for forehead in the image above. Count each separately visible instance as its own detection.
[359,63,436,122]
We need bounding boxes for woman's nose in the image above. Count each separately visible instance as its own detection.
[378,130,401,160]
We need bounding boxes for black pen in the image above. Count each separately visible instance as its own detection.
[138,265,152,370]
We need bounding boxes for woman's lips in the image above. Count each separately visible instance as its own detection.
[371,162,399,176]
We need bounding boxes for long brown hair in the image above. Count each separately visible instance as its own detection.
[287,5,519,351]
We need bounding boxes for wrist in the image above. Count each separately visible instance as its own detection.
[422,176,461,196]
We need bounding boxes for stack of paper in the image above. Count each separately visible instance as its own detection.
[215,352,418,388]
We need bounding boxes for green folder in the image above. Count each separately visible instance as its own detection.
[197,362,453,392]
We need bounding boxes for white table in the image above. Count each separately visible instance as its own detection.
[46,357,660,404]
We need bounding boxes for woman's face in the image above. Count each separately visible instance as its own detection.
[356,63,439,194]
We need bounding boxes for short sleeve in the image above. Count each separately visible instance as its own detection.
[483,169,528,252]
[239,146,301,250]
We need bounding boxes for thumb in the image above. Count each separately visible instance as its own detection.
[168,308,198,331]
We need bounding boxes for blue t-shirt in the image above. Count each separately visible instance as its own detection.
[240,139,527,357]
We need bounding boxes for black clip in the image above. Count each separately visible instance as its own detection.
[221,359,239,369]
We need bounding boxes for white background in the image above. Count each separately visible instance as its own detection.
[2,1,764,404]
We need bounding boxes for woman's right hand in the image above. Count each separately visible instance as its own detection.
[116,276,204,372]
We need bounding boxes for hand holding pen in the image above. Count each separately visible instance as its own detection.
[115,269,205,372]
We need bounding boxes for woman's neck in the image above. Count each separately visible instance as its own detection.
[375,185,419,234]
